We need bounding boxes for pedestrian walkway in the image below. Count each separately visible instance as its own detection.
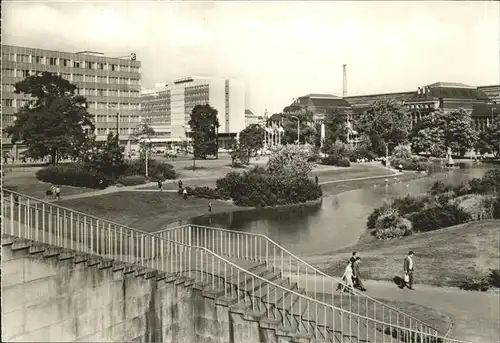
[293,274,499,343]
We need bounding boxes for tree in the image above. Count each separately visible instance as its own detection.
[238,124,265,159]
[5,72,94,164]
[356,99,411,156]
[324,109,349,144]
[132,118,156,161]
[83,132,125,182]
[445,109,477,156]
[188,104,219,169]
[280,110,317,145]
[409,110,447,157]
[266,145,313,182]
[476,115,500,157]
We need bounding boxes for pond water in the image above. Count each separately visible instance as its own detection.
[182,163,496,255]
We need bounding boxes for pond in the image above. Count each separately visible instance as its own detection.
[185,163,496,255]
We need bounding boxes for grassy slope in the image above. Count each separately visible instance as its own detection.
[57,191,240,232]
[308,220,500,287]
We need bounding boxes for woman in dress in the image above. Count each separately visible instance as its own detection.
[340,260,354,293]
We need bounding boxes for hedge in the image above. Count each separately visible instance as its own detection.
[404,203,470,233]
[321,156,351,167]
[124,159,176,181]
[118,175,147,186]
[36,163,109,189]
[178,186,220,199]
[391,157,429,171]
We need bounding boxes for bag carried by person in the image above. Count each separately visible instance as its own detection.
[403,273,409,283]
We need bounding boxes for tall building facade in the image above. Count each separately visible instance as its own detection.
[141,76,245,149]
[1,44,141,157]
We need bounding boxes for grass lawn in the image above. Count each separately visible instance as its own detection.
[57,191,241,232]
[2,170,95,199]
[307,220,500,288]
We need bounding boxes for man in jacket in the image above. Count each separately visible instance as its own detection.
[353,257,366,291]
[403,251,415,290]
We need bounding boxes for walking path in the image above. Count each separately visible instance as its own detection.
[293,274,499,343]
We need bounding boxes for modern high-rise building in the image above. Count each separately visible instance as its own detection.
[1,44,142,157]
[141,76,245,149]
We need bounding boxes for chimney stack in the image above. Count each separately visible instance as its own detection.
[342,64,347,98]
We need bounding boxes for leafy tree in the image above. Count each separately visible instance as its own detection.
[83,132,126,181]
[266,145,313,182]
[391,144,412,160]
[188,104,219,168]
[476,115,500,157]
[321,138,351,158]
[409,110,447,157]
[324,109,349,144]
[445,109,477,156]
[238,124,265,159]
[280,110,317,145]
[132,118,156,161]
[356,99,411,156]
[5,72,94,164]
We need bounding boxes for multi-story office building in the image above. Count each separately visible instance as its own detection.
[244,109,265,127]
[1,44,141,157]
[141,76,245,150]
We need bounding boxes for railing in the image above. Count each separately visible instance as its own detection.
[1,189,470,343]
[156,224,448,338]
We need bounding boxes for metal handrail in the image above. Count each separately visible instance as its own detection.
[1,189,468,342]
[156,223,443,335]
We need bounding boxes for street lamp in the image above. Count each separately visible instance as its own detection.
[291,115,300,144]
[144,137,151,177]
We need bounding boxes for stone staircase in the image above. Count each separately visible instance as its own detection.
[2,235,368,342]
[1,188,462,343]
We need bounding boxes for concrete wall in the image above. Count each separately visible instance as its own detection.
[1,239,309,343]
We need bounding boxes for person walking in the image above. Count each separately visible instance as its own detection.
[315,175,319,185]
[350,251,358,264]
[55,186,61,200]
[183,188,188,200]
[208,202,212,212]
[403,251,415,290]
[178,180,183,190]
[340,260,354,293]
[158,180,163,192]
[353,257,367,291]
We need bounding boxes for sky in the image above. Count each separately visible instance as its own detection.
[2,1,499,116]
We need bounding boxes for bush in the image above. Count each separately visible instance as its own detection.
[493,197,500,219]
[456,276,492,291]
[124,159,176,181]
[117,175,147,186]
[490,269,500,288]
[449,194,496,221]
[214,167,322,207]
[392,195,432,216]
[373,208,413,239]
[405,203,470,233]
[36,163,109,189]
[366,203,390,230]
[321,156,351,167]
[216,171,245,200]
[187,186,220,199]
[391,157,429,171]
[349,145,378,162]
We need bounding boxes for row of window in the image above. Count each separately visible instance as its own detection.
[3,69,140,85]
[95,128,134,135]
[73,88,140,98]
[1,98,139,110]
[2,53,139,72]
[94,115,140,123]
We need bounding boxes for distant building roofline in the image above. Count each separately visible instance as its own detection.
[75,50,104,55]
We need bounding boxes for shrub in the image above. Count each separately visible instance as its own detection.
[216,171,245,200]
[392,195,432,216]
[449,194,496,221]
[349,145,378,162]
[391,157,429,171]
[489,269,500,288]
[373,208,413,239]
[456,276,492,291]
[321,156,351,167]
[36,163,109,189]
[405,203,470,233]
[124,159,176,181]
[118,175,147,186]
[493,197,500,219]
[366,203,390,230]
[189,186,220,199]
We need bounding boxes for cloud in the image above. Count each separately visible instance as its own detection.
[2,1,499,115]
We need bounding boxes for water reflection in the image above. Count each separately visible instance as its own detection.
[186,163,495,255]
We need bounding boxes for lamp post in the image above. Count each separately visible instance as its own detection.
[291,115,300,144]
[144,137,151,177]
